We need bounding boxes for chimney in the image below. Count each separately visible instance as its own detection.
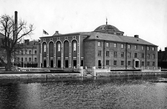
[134,35,139,38]
[14,11,18,41]
[24,39,29,45]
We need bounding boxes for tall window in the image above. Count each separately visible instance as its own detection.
[135,45,138,49]
[73,42,76,51]
[121,52,124,58]
[98,41,101,47]
[128,44,131,49]
[58,43,61,51]
[141,46,144,50]
[152,47,155,51]
[153,54,155,59]
[114,51,117,58]
[29,50,31,54]
[106,51,109,57]
[44,44,46,52]
[98,50,102,57]
[106,42,109,47]
[128,52,131,58]
[121,61,124,65]
[142,61,144,66]
[142,53,144,58]
[106,60,109,65]
[25,58,27,61]
[34,50,37,54]
[29,57,31,62]
[121,44,124,48]
[134,53,137,58]
[128,61,131,66]
[114,60,117,65]
[114,43,117,48]
[147,54,150,59]
[147,47,150,50]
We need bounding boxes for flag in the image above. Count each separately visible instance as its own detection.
[43,30,49,35]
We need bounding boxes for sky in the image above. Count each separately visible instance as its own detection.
[0,0,167,50]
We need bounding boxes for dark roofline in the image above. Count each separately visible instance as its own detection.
[86,38,158,47]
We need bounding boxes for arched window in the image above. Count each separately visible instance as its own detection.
[73,41,76,51]
[58,43,61,51]
[44,44,46,52]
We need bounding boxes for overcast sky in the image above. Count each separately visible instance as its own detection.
[0,0,167,50]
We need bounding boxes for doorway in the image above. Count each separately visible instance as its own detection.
[65,60,68,68]
[44,60,46,67]
[50,60,53,68]
[98,60,102,68]
[58,60,61,68]
[73,60,77,68]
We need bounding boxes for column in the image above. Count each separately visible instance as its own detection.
[69,42,71,68]
[61,42,64,69]
[54,42,56,67]
[47,42,49,67]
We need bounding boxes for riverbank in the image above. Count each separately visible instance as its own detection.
[0,70,167,80]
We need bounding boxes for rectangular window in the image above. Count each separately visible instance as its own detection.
[142,53,144,58]
[29,58,31,62]
[135,45,138,49]
[153,54,155,59]
[141,46,144,50]
[128,52,131,58]
[114,51,117,58]
[128,44,131,49]
[147,47,150,51]
[128,61,131,66]
[147,54,150,59]
[114,43,117,48]
[142,61,144,66]
[152,62,155,66]
[106,60,109,65]
[73,42,76,51]
[25,58,27,61]
[121,52,124,58]
[106,42,109,47]
[147,62,150,66]
[98,41,101,47]
[152,47,155,51]
[114,60,117,65]
[134,53,137,58]
[106,51,110,57]
[121,44,124,48]
[98,50,102,57]
[121,61,124,65]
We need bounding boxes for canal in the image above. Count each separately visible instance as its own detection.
[0,76,167,109]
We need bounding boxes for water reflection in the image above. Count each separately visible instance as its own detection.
[0,77,167,109]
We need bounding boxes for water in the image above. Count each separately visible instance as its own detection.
[0,76,167,109]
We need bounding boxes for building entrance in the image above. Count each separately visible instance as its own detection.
[73,60,77,68]
[134,59,140,69]
[65,60,68,68]
[98,60,102,68]
[58,60,61,68]
[50,60,53,68]
[44,60,46,67]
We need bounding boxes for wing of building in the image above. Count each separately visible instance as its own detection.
[39,23,158,70]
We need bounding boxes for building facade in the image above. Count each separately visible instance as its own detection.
[39,23,158,69]
[14,39,39,67]
[158,47,167,68]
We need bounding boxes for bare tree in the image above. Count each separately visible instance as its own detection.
[0,14,34,71]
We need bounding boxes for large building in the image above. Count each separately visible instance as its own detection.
[39,22,158,69]
[14,39,39,67]
[158,47,167,68]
